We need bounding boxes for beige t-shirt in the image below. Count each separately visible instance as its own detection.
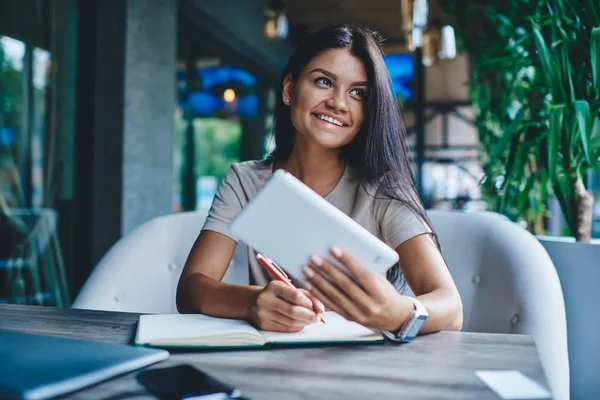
[202,159,430,287]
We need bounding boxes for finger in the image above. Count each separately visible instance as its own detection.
[308,254,374,313]
[265,319,305,333]
[302,265,366,321]
[299,288,325,314]
[263,283,317,323]
[303,279,350,320]
[329,246,385,298]
[375,273,394,294]
[376,273,390,285]
[274,300,318,323]
[269,281,314,309]
[272,305,316,326]
[253,300,312,331]
[257,294,314,328]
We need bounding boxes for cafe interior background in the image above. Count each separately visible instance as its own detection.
[1,0,599,398]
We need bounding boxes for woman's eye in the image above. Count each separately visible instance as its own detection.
[315,77,332,87]
[351,88,365,99]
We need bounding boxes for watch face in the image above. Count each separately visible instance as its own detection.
[402,315,427,341]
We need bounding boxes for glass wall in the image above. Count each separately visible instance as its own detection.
[423,162,485,211]
[172,21,273,213]
[0,36,25,210]
[173,113,242,212]
[0,1,72,306]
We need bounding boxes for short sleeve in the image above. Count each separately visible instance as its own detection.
[201,167,244,241]
[374,198,431,250]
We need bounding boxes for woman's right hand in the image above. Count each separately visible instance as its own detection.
[249,280,324,332]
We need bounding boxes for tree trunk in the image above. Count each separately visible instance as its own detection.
[574,178,594,242]
[533,214,545,236]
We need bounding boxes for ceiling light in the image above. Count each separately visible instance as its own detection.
[223,88,236,103]
[264,1,288,40]
[439,25,457,59]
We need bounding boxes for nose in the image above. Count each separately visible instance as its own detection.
[325,89,348,113]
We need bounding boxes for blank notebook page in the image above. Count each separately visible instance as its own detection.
[260,312,380,343]
[136,314,260,343]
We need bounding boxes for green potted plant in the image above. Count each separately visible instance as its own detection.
[440,0,600,241]
[440,2,600,398]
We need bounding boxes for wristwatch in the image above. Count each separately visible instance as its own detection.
[381,296,428,343]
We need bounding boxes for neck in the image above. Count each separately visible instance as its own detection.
[276,136,345,197]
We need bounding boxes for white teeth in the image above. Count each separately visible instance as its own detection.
[317,114,344,127]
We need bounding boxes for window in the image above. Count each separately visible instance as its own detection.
[0,31,69,306]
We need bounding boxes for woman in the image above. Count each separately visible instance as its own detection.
[177,26,462,337]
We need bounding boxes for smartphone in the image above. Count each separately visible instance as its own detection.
[136,364,243,399]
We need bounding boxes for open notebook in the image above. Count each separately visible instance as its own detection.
[135,312,384,349]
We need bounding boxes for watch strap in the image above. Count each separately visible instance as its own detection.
[381,296,428,343]
[407,296,428,316]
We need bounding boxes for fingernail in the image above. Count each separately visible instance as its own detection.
[331,246,343,258]
[310,254,323,267]
[304,281,313,290]
[302,266,315,278]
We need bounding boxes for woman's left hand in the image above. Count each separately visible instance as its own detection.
[302,246,413,332]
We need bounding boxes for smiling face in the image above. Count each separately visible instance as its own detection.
[282,48,368,150]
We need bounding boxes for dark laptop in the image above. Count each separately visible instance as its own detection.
[0,329,169,400]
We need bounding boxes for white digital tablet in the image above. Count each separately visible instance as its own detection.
[229,169,399,280]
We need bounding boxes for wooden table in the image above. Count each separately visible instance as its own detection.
[0,304,551,399]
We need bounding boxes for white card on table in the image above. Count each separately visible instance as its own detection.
[475,370,552,399]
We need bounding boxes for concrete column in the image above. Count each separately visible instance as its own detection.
[121,0,177,235]
[85,0,177,267]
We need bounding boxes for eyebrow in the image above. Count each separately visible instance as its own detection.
[309,68,368,87]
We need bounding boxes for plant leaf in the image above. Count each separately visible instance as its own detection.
[574,100,593,166]
[538,169,549,207]
[548,104,565,178]
[489,107,527,168]
[500,150,525,213]
[591,117,600,174]
[588,3,600,27]
[532,21,564,101]
[501,135,523,191]
[551,178,574,236]
[559,43,575,101]
[593,116,600,139]
[592,27,600,98]
[517,169,541,214]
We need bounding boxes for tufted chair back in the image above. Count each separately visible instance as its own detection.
[72,211,248,314]
[427,210,568,400]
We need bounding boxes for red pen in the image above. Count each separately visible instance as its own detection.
[256,253,326,324]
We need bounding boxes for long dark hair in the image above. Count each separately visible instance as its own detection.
[268,26,439,290]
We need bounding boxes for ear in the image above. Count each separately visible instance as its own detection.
[281,73,294,105]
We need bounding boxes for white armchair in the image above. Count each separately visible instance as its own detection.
[72,211,248,314]
[73,210,568,399]
[427,210,568,400]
